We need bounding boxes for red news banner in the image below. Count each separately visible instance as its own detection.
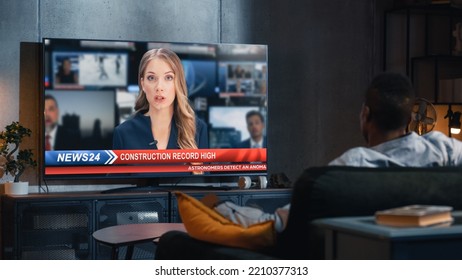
[45,148,266,175]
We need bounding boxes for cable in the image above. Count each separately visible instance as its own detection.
[172,176,186,188]
[39,178,49,193]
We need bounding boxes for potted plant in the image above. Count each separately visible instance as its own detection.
[0,121,37,195]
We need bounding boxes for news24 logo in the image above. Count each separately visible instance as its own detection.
[45,150,117,166]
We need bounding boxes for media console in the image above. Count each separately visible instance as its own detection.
[0,188,291,259]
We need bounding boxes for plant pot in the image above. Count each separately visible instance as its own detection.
[4,181,29,195]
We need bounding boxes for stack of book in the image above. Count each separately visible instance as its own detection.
[375,205,453,227]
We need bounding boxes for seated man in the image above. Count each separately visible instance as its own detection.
[329,72,462,167]
[214,72,462,232]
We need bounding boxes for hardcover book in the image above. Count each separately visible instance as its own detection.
[375,205,453,227]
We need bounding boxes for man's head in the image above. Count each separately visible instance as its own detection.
[62,58,72,74]
[44,94,60,133]
[360,72,415,145]
[246,110,265,142]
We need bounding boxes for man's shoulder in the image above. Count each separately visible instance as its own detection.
[328,146,388,167]
[422,130,453,141]
[419,131,462,148]
[236,139,251,148]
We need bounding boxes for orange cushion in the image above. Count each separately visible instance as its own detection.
[175,192,275,250]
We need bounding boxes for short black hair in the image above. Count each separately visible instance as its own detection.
[44,94,58,107]
[365,72,415,131]
[246,110,264,123]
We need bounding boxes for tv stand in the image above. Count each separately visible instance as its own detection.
[101,178,162,194]
[1,188,292,259]
[163,185,234,191]
[101,185,162,194]
[100,184,234,194]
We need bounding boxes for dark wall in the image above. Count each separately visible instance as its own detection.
[2,0,394,187]
[266,0,393,180]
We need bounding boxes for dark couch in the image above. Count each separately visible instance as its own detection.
[155,166,462,259]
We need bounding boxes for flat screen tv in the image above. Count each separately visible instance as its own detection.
[42,38,268,188]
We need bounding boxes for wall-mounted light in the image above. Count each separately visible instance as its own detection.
[444,105,462,136]
[450,111,461,135]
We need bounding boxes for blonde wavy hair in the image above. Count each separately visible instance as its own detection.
[135,48,197,149]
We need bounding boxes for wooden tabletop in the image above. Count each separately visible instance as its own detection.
[93,223,186,247]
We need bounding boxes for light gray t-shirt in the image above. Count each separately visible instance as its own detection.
[329,131,462,167]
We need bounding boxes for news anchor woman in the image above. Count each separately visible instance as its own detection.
[113,48,208,150]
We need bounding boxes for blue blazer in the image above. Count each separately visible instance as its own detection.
[113,113,208,149]
[235,137,267,148]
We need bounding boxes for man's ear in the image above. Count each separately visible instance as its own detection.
[405,115,412,133]
[360,104,371,123]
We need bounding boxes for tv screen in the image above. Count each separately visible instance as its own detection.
[182,59,218,98]
[42,38,268,183]
[44,89,116,150]
[208,106,263,148]
[50,51,129,89]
